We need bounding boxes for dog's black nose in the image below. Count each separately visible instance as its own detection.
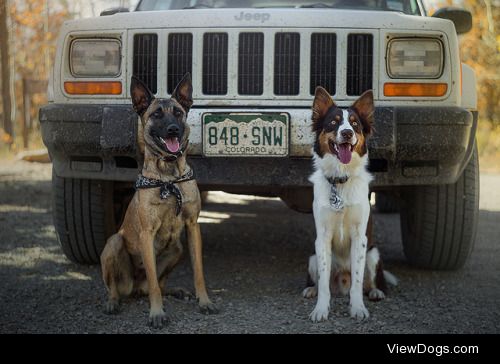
[167,124,180,136]
[341,129,354,140]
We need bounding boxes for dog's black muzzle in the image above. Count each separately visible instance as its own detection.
[150,115,185,139]
[147,115,187,161]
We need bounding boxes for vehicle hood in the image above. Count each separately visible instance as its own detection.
[62,8,455,33]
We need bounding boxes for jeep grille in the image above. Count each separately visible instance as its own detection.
[132,30,374,99]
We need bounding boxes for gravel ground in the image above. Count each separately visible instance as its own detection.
[0,159,499,334]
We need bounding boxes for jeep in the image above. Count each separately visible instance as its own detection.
[40,0,478,270]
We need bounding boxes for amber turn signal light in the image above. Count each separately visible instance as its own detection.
[64,81,122,95]
[384,83,448,97]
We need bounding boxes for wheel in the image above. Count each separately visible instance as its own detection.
[375,192,400,213]
[400,144,479,270]
[52,169,116,264]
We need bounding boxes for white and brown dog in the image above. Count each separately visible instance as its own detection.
[303,87,396,322]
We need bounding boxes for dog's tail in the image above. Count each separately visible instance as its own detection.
[383,270,398,286]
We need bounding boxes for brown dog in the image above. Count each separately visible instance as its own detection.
[100,73,218,328]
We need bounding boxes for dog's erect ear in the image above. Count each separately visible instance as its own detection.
[172,73,193,113]
[312,86,335,131]
[352,90,374,136]
[131,76,154,116]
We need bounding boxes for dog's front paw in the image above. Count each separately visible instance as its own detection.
[310,304,329,322]
[104,299,120,314]
[149,309,170,329]
[302,286,318,299]
[368,288,385,301]
[350,304,369,320]
[199,300,219,315]
[166,287,195,300]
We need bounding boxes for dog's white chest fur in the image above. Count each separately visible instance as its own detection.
[310,152,372,220]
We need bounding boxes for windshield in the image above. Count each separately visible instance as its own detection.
[136,0,423,15]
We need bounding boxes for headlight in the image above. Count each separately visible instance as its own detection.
[387,39,443,79]
[70,39,121,77]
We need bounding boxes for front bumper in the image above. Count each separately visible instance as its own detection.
[39,104,477,189]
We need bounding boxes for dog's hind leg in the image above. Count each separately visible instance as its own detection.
[100,233,134,314]
[304,254,352,298]
[364,210,389,301]
[133,240,192,299]
[364,246,386,301]
[157,241,194,300]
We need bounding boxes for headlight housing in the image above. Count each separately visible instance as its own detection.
[70,39,121,77]
[387,38,443,79]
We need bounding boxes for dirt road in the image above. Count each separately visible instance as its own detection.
[0,160,499,333]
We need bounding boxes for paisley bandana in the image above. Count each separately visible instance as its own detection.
[135,168,194,215]
[326,175,349,211]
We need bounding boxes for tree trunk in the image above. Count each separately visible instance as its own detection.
[0,0,13,140]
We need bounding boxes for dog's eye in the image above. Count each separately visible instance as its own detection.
[173,108,182,117]
[331,120,336,125]
[152,109,162,118]
[352,121,358,127]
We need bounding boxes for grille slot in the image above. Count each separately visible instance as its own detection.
[168,33,193,94]
[133,34,158,94]
[346,34,373,96]
[238,32,264,95]
[202,33,228,95]
[310,33,337,95]
[274,33,300,95]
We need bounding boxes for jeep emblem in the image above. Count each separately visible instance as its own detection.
[234,11,271,23]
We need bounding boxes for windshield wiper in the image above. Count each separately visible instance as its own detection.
[298,3,334,8]
[183,4,213,9]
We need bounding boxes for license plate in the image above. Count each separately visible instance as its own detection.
[202,113,289,157]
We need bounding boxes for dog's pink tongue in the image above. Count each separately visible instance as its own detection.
[166,137,180,153]
[338,144,352,164]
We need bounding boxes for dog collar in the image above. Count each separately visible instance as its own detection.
[326,175,349,185]
[135,168,194,215]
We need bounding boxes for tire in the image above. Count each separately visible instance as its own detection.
[375,192,400,213]
[400,144,479,270]
[52,170,116,264]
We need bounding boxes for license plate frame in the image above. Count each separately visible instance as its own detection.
[202,112,290,157]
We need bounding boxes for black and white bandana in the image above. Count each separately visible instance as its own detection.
[326,175,349,211]
[135,168,194,215]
